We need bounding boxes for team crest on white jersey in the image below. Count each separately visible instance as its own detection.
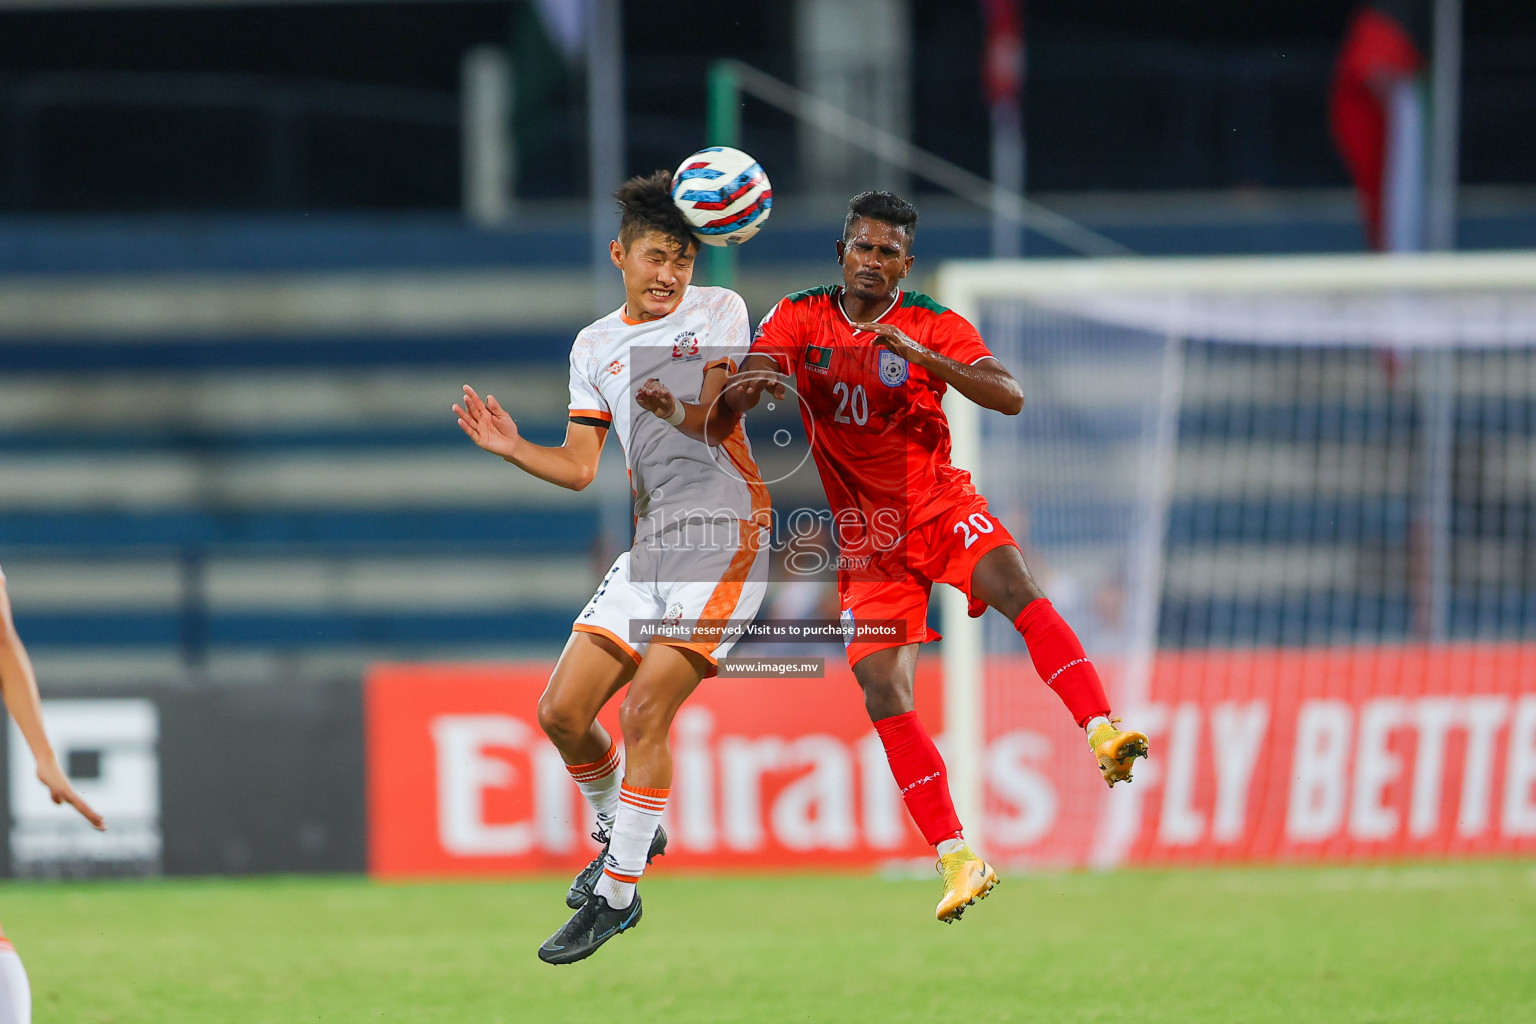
[878,348,909,387]
[672,331,701,361]
[661,600,686,628]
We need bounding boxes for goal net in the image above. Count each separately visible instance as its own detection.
[935,253,1536,868]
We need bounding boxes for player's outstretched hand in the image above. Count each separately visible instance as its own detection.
[635,378,676,420]
[454,384,522,459]
[724,368,787,409]
[852,321,927,362]
[36,757,105,831]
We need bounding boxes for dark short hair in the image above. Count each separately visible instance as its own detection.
[614,170,697,255]
[843,190,918,247]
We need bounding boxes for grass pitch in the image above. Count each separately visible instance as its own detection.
[5,860,1532,1023]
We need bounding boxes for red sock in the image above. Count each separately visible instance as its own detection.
[872,711,963,846]
[1014,598,1111,727]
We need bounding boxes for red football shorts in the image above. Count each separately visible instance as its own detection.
[837,490,1017,666]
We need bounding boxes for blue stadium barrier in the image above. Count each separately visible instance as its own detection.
[0,423,568,454]
[1162,591,1536,647]
[0,215,588,274]
[1164,497,1414,546]
[1159,595,1417,648]
[0,509,598,550]
[1002,497,1414,549]
[0,332,574,372]
[12,609,576,648]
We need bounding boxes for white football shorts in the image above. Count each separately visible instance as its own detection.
[572,518,769,669]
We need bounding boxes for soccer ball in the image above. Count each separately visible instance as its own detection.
[670,147,773,247]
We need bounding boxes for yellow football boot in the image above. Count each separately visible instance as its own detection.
[934,845,998,923]
[1089,717,1149,787]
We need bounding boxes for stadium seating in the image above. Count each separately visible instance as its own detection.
[8,216,1532,685]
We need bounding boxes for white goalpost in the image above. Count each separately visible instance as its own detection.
[936,252,1536,866]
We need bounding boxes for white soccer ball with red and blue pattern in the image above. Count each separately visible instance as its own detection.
[670,147,773,247]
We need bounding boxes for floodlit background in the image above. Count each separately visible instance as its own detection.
[3,1,1535,688]
[0,3,1533,1020]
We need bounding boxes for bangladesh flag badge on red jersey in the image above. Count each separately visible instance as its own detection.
[805,343,833,374]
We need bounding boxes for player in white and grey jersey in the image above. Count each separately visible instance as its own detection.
[454,170,769,964]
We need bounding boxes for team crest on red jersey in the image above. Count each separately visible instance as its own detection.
[805,343,833,374]
[878,348,909,386]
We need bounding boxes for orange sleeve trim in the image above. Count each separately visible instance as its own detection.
[569,408,613,422]
[572,624,643,665]
[704,357,738,374]
[745,347,791,373]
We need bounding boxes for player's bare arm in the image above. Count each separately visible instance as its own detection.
[637,356,786,442]
[454,383,606,491]
[852,320,1024,415]
[722,354,787,412]
[0,578,106,830]
[633,362,736,445]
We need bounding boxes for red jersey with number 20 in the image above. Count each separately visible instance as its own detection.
[750,286,996,546]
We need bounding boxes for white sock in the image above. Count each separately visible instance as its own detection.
[936,837,967,857]
[594,781,668,910]
[592,871,629,909]
[1085,716,1111,736]
[565,742,623,832]
[0,941,31,1024]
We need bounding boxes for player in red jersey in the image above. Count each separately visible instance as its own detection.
[638,191,1148,922]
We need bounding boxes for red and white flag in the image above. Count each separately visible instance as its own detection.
[1330,0,1432,251]
[980,0,1025,109]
